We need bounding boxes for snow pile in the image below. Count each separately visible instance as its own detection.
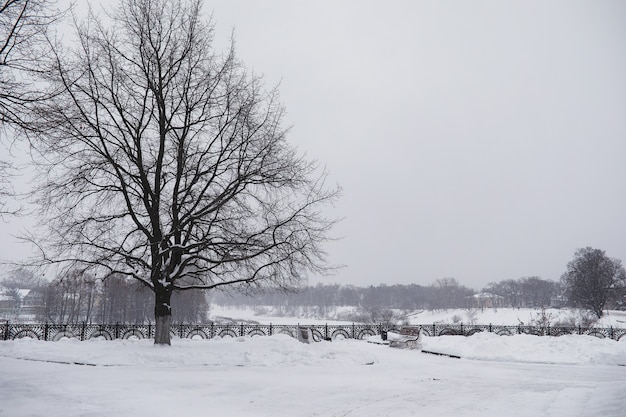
[1,331,624,367]
[422,332,626,366]
[0,334,378,367]
[2,333,626,417]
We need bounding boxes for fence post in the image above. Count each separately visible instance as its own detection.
[432,324,436,336]
[269,323,273,336]
[44,322,49,341]
[240,323,244,337]
[3,320,8,341]
[148,323,152,339]
[81,322,86,341]
[460,323,464,336]
[325,323,328,340]
[489,323,492,333]
[115,322,120,339]
[210,322,214,339]
[179,323,184,339]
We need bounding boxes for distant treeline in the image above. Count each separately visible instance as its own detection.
[1,270,209,324]
[212,277,562,310]
[2,270,568,325]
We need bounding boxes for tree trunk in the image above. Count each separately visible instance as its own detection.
[154,289,172,345]
[594,307,604,319]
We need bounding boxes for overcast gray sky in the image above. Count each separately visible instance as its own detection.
[2,0,626,290]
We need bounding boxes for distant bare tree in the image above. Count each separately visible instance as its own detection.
[429,278,473,309]
[96,275,154,324]
[519,276,556,307]
[484,279,523,307]
[43,269,98,324]
[28,0,339,344]
[0,158,11,215]
[561,247,626,318]
[0,266,44,289]
[485,277,558,308]
[171,290,209,323]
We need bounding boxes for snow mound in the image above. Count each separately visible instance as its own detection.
[0,334,378,367]
[423,332,626,366]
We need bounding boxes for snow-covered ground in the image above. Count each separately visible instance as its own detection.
[210,305,626,328]
[406,308,626,328]
[1,333,625,416]
[210,304,357,324]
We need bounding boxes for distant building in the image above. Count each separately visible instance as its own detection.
[0,291,19,318]
[549,293,567,309]
[468,292,504,309]
[0,288,46,319]
[0,294,16,310]
[20,289,46,315]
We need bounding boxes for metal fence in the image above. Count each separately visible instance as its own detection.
[2,321,626,341]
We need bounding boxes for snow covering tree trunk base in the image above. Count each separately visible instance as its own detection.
[154,314,172,345]
[154,288,172,345]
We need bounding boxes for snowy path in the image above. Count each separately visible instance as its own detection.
[1,336,625,416]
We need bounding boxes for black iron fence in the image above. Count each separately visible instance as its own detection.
[2,321,626,342]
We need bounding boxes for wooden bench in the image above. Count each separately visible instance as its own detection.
[387,326,422,349]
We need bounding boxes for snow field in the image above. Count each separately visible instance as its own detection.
[1,333,625,416]
[208,305,626,328]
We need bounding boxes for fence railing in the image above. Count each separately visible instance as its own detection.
[2,321,626,341]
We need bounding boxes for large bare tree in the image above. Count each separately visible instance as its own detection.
[561,247,626,318]
[28,0,340,344]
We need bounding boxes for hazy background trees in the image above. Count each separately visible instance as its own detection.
[213,279,478,314]
[209,274,573,322]
[0,267,44,289]
[0,269,210,324]
[1,264,624,324]
[483,276,559,308]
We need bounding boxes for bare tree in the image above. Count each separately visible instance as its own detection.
[0,158,11,214]
[429,278,473,309]
[484,279,523,307]
[561,247,626,318]
[0,0,62,127]
[44,270,97,324]
[0,0,64,217]
[0,266,44,289]
[519,276,556,307]
[28,0,340,344]
[485,277,558,308]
